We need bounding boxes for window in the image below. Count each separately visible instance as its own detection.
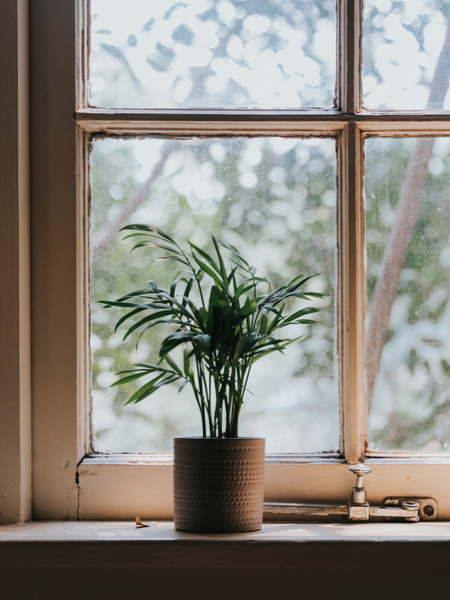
[3,0,449,523]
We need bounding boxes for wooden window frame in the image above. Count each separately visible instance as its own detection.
[3,0,450,523]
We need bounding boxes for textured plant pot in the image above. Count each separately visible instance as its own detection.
[174,437,265,533]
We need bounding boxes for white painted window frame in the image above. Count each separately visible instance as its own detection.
[3,0,450,524]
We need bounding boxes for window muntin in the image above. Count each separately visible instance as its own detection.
[90,136,339,453]
[89,0,337,109]
[363,0,450,111]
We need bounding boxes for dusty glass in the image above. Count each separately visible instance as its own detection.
[89,0,336,109]
[90,136,338,452]
[363,0,450,110]
[365,136,450,452]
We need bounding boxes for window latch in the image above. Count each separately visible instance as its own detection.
[264,464,437,522]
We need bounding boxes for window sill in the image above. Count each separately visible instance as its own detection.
[2,521,450,600]
[1,520,450,552]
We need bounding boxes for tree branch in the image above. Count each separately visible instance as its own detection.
[93,141,179,253]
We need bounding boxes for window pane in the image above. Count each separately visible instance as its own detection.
[90,137,338,453]
[89,0,336,109]
[365,137,450,452]
[363,1,450,110]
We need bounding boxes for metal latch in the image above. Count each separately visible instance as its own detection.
[264,463,437,522]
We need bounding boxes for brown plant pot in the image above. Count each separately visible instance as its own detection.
[173,437,265,533]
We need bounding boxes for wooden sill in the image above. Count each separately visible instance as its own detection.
[1,520,449,550]
[2,522,450,600]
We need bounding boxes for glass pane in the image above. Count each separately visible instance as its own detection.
[365,137,450,452]
[363,1,450,110]
[89,0,336,109]
[90,137,338,453]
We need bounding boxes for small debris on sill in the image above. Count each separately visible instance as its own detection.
[135,516,157,529]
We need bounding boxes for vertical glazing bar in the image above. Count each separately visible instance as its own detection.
[76,127,91,461]
[76,0,89,109]
[338,123,366,463]
[338,0,362,113]
[338,0,366,461]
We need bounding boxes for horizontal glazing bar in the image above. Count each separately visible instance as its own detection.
[76,118,347,136]
[76,109,345,122]
[76,108,450,123]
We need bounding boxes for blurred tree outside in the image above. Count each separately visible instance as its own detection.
[366,137,450,452]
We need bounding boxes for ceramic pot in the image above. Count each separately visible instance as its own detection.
[173,437,265,533]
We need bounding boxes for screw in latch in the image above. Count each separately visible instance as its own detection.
[402,499,420,522]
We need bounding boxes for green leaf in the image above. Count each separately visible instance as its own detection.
[111,371,151,386]
[182,297,205,331]
[165,354,183,376]
[122,310,174,340]
[193,334,211,352]
[237,297,257,318]
[153,256,192,268]
[128,362,175,373]
[154,292,195,320]
[233,334,255,364]
[124,373,166,404]
[159,331,197,357]
[120,223,178,245]
[189,252,224,288]
[199,307,209,327]
[178,378,190,393]
[98,300,149,309]
[136,320,189,346]
[132,241,184,256]
[301,292,327,299]
[170,277,182,298]
[258,313,268,335]
[217,240,250,267]
[208,285,232,317]
[189,241,222,276]
[284,306,320,322]
[212,236,229,285]
[183,346,191,377]
[181,277,195,308]
[114,289,154,301]
[265,304,286,334]
[113,306,148,333]
[125,372,184,405]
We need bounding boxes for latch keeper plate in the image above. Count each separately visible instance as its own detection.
[383,497,437,521]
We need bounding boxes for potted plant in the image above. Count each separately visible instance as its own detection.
[101,224,326,532]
